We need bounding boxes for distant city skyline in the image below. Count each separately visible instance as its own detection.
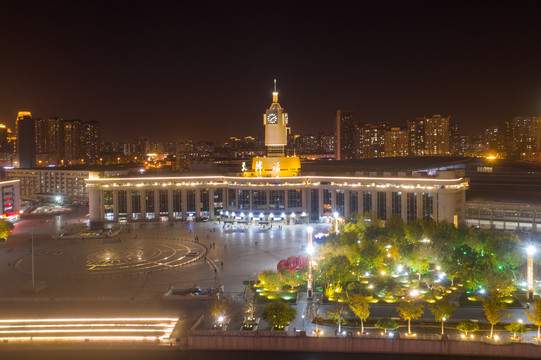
[1,3,541,141]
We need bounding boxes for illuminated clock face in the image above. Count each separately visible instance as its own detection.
[267,113,278,124]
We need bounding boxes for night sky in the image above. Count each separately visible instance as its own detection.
[2,2,541,141]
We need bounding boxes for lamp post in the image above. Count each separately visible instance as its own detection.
[527,245,536,300]
[307,226,314,299]
[333,212,339,233]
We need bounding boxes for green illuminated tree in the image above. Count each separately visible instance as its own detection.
[327,303,347,333]
[429,297,456,335]
[319,255,351,288]
[375,318,398,334]
[505,322,526,339]
[347,293,370,334]
[0,219,13,240]
[483,294,510,339]
[397,298,424,334]
[457,320,479,336]
[261,300,296,330]
[258,270,282,292]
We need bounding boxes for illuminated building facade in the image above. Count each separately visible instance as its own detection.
[384,127,409,157]
[425,114,450,155]
[355,123,386,159]
[86,171,468,225]
[408,115,450,156]
[6,168,128,203]
[0,180,20,220]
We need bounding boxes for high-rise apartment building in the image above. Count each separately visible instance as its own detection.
[408,115,450,156]
[82,120,101,163]
[63,119,83,163]
[384,127,409,157]
[355,123,386,158]
[425,115,450,155]
[0,124,12,153]
[449,118,461,155]
[505,116,540,161]
[483,126,505,156]
[408,117,426,156]
[16,111,36,168]
[334,110,355,160]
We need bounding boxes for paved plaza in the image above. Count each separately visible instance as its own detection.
[0,207,328,320]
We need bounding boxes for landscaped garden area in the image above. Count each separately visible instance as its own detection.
[248,212,541,339]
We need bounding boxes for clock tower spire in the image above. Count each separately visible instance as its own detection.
[243,81,300,177]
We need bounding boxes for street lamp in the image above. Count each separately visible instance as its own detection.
[333,212,339,233]
[526,245,537,300]
[307,226,314,299]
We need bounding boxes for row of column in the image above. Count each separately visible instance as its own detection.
[89,186,440,223]
[222,188,438,223]
[93,187,223,222]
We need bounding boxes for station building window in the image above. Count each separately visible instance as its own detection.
[349,190,358,215]
[422,193,433,221]
[377,192,387,220]
[288,189,302,209]
[118,190,127,217]
[238,189,250,210]
[407,193,417,223]
[104,190,113,221]
[323,189,332,215]
[213,188,223,216]
[200,188,210,215]
[362,191,372,215]
[145,190,155,220]
[310,189,319,221]
[173,189,182,219]
[131,191,141,219]
[186,189,196,213]
[335,190,345,216]
[270,190,285,210]
[252,190,267,210]
[159,189,168,216]
[228,188,236,209]
[391,192,401,217]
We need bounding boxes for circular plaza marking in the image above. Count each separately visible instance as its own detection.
[16,238,207,279]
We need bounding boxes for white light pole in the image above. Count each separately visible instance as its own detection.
[307,226,314,299]
[333,212,339,233]
[527,245,536,300]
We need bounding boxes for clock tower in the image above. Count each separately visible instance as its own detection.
[264,79,289,157]
[241,80,300,177]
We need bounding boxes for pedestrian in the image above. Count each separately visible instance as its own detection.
[7,262,10,269]
[224,244,227,250]
[214,268,217,278]
[221,261,223,268]
[213,242,215,248]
